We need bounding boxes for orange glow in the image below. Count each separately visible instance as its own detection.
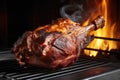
[34,18,78,34]
[84,0,117,57]
[83,19,90,26]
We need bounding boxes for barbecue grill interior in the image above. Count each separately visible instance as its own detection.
[0,0,120,80]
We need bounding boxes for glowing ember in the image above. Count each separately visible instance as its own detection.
[84,0,118,57]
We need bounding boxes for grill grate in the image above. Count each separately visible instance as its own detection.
[0,58,111,80]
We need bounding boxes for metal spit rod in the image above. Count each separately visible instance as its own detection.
[94,36,120,42]
[84,36,120,53]
[84,47,119,54]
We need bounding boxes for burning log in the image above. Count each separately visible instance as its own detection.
[12,16,105,69]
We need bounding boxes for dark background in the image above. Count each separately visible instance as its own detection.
[0,0,66,50]
[0,0,120,50]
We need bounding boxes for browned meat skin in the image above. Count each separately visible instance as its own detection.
[12,17,104,69]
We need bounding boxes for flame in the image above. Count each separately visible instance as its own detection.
[84,0,117,57]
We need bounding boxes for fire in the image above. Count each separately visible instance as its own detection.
[84,0,117,57]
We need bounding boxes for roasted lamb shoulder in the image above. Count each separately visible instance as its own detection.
[12,16,104,69]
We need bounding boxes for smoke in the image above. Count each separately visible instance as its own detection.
[60,4,84,23]
[60,1,97,24]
